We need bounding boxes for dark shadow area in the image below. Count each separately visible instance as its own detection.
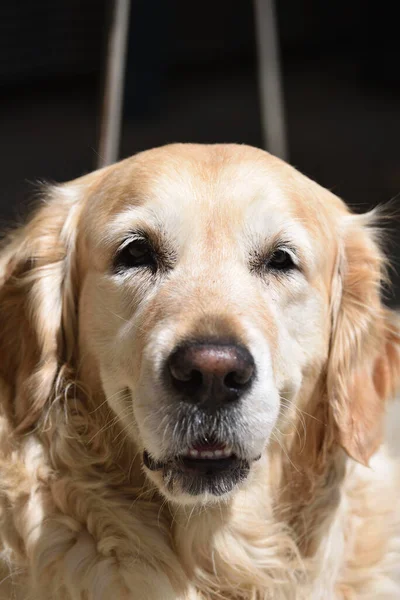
[1,0,399,301]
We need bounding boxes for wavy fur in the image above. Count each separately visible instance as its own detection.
[0,144,399,599]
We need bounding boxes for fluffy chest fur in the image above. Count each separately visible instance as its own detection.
[0,405,399,600]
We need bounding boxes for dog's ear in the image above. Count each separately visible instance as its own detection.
[0,184,83,431]
[328,213,400,465]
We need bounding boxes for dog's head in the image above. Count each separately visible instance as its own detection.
[1,144,399,504]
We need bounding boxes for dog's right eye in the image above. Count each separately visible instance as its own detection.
[115,238,157,272]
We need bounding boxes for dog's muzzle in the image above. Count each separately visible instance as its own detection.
[143,340,259,497]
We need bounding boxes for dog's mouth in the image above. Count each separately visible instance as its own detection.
[144,441,237,471]
[143,438,255,498]
[143,439,235,471]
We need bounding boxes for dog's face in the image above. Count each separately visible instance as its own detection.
[2,144,397,508]
[78,145,337,503]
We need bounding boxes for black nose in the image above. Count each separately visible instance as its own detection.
[167,342,255,407]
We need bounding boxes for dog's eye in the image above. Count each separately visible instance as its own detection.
[115,238,156,271]
[268,248,295,271]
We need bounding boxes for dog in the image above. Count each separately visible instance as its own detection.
[0,143,399,599]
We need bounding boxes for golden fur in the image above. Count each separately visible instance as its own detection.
[0,144,399,599]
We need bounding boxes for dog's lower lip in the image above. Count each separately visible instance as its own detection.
[143,449,262,472]
[142,449,237,472]
[143,450,255,497]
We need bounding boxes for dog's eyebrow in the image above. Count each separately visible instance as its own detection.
[101,207,171,251]
[253,234,301,257]
[116,228,166,252]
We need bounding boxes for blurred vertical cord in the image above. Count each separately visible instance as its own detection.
[253,0,288,160]
[98,0,131,167]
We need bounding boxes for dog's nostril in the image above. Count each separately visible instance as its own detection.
[169,361,203,393]
[180,369,202,388]
[170,363,195,382]
[224,369,253,389]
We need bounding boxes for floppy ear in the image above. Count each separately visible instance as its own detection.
[328,213,400,465]
[0,184,82,431]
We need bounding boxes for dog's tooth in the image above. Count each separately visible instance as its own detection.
[201,451,213,458]
[185,448,233,459]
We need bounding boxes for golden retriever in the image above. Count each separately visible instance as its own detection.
[0,144,399,599]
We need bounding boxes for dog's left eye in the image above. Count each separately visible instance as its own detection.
[268,248,295,271]
[115,238,156,271]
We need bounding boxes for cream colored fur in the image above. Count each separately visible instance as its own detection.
[0,144,399,599]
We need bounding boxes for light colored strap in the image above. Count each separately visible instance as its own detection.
[253,0,288,160]
[98,0,131,168]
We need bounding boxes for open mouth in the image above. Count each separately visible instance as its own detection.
[181,440,233,459]
[178,441,238,473]
[143,439,236,471]
[143,438,252,497]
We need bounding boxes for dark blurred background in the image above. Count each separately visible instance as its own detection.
[1,1,399,301]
